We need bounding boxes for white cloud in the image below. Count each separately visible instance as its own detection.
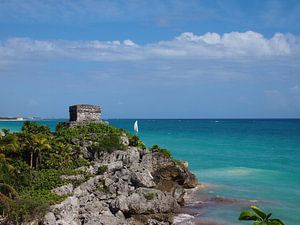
[175,31,297,56]
[0,31,299,63]
[123,40,137,47]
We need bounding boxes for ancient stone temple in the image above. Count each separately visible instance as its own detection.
[69,104,101,123]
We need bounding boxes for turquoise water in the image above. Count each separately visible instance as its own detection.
[1,119,300,224]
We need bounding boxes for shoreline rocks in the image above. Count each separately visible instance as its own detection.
[43,147,198,225]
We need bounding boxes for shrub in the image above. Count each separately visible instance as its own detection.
[129,135,146,149]
[22,121,51,135]
[129,135,139,146]
[56,122,125,152]
[150,145,172,159]
[97,165,108,175]
[20,189,65,205]
[1,160,32,192]
[31,169,69,190]
[91,134,124,153]
[8,196,49,223]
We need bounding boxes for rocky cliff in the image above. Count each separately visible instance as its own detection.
[43,147,198,225]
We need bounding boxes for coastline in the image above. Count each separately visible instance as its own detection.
[0,118,199,225]
[1,119,299,224]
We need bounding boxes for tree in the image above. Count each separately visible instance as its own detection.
[0,153,14,182]
[0,183,19,219]
[0,131,16,183]
[21,121,50,135]
[21,133,51,169]
[0,129,20,157]
[239,205,285,225]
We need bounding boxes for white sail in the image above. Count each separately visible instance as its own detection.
[134,120,139,133]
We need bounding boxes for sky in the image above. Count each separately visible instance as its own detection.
[0,0,300,118]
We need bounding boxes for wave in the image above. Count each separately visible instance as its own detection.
[173,214,195,224]
[174,213,232,225]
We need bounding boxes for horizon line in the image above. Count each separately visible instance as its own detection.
[16,117,300,120]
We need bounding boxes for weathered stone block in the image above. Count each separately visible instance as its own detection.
[69,104,101,122]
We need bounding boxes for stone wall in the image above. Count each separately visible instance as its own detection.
[69,104,101,122]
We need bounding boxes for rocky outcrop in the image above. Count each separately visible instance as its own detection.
[43,147,198,225]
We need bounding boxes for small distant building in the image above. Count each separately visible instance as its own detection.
[69,104,101,123]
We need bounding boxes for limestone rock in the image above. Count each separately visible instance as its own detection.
[107,161,123,172]
[43,146,198,225]
[111,188,179,215]
[60,174,85,181]
[43,212,56,225]
[131,170,156,188]
[52,183,74,196]
[120,135,129,146]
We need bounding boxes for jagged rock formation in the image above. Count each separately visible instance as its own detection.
[43,147,198,225]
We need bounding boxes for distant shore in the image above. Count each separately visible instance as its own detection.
[0,117,40,121]
[0,117,26,121]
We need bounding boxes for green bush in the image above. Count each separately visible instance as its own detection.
[31,169,69,190]
[150,145,172,159]
[8,196,49,223]
[56,122,125,152]
[90,134,124,154]
[20,189,65,205]
[129,135,146,149]
[22,121,51,135]
[97,165,108,175]
[0,159,34,195]
[129,135,139,146]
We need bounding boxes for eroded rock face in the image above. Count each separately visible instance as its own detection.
[51,183,74,196]
[42,147,198,225]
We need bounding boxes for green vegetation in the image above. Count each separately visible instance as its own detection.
[143,192,155,200]
[0,121,131,223]
[239,205,285,225]
[96,180,110,193]
[174,159,186,168]
[97,165,108,175]
[150,144,172,159]
[128,135,146,149]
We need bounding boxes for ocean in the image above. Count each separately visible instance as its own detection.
[1,119,299,224]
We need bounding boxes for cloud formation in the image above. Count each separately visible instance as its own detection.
[0,31,299,63]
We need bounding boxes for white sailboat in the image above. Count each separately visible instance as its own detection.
[134,120,139,133]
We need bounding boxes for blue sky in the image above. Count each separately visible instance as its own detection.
[0,0,300,118]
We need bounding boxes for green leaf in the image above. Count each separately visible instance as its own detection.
[255,222,268,225]
[239,210,261,221]
[266,213,272,220]
[251,205,267,219]
[269,219,285,225]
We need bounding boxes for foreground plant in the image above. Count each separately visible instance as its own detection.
[239,205,285,225]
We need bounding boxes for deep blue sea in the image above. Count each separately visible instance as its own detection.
[1,119,299,224]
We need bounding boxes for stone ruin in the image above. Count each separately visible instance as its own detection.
[69,104,101,123]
